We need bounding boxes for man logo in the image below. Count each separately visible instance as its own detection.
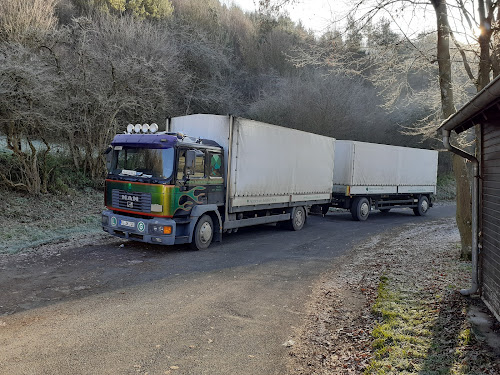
[121,194,139,202]
[127,201,134,208]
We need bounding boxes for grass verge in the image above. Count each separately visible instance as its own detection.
[366,274,497,374]
[0,188,105,254]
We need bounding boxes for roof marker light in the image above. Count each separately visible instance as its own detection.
[150,123,158,133]
[126,124,134,134]
[134,124,142,133]
[142,123,150,133]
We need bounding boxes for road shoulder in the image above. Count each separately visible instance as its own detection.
[287,217,500,374]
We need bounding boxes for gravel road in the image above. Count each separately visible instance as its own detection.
[0,206,455,375]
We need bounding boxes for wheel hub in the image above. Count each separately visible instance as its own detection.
[199,222,213,243]
[360,202,369,217]
[421,199,429,212]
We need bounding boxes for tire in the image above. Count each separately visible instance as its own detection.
[191,214,214,250]
[413,196,430,216]
[288,206,306,231]
[351,197,370,221]
[379,208,391,213]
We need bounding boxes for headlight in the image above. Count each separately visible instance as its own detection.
[150,225,172,235]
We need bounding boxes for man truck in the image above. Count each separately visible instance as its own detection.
[101,114,438,249]
[102,114,335,250]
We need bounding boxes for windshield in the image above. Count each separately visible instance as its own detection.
[110,147,174,181]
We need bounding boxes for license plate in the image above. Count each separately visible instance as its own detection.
[120,220,135,228]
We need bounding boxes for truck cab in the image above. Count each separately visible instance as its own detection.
[102,127,224,249]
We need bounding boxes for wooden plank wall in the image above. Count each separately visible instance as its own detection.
[481,120,500,319]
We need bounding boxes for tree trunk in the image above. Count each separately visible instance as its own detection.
[453,153,473,259]
[432,0,455,119]
[432,0,472,258]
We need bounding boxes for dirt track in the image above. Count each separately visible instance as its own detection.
[0,206,456,374]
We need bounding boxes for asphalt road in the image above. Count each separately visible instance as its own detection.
[0,206,456,375]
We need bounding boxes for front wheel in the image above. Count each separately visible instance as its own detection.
[351,197,370,221]
[413,196,430,216]
[191,214,214,250]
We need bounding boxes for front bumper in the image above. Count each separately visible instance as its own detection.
[101,210,177,245]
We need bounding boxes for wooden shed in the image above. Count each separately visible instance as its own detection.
[439,76,500,322]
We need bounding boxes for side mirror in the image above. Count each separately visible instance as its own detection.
[185,150,196,176]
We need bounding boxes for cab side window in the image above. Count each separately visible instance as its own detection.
[177,149,205,181]
[177,150,186,181]
[208,152,223,178]
[192,150,205,178]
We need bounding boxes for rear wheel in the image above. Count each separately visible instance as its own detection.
[191,214,214,250]
[288,206,306,231]
[351,197,370,221]
[413,196,430,216]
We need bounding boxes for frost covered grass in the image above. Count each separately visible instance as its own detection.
[366,274,496,374]
[0,188,104,254]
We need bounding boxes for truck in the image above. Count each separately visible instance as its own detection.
[101,114,438,249]
[101,114,336,250]
[331,140,438,221]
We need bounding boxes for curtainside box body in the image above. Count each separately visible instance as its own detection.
[170,114,336,211]
[332,140,438,196]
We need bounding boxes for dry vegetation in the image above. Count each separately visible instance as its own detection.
[0,0,459,197]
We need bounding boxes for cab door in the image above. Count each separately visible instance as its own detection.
[206,151,224,205]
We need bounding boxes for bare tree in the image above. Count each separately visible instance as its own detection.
[306,0,499,258]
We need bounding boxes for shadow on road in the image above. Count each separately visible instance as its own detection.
[0,206,456,316]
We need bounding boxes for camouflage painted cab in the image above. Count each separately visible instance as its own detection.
[101,131,224,249]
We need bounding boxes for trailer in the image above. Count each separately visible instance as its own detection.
[331,140,438,221]
[102,115,335,249]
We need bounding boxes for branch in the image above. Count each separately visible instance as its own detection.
[0,170,28,191]
[450,31,476,83]
[456,0,474,30]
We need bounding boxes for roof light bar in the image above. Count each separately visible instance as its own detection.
[125,122,160,134]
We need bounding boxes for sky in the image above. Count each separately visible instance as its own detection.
[221,0,477,43]
[222,0,339,35]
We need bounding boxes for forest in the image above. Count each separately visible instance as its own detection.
[0,0,481,195]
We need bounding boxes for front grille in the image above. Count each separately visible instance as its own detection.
[112,189,152,213]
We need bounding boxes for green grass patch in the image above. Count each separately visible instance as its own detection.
[364,275,497,375]
[365,276,436,374]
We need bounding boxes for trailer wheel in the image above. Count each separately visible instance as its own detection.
[351,197,370,221]
[413,196,429,216]
[288,206,306,231]
[191,214,214,250]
